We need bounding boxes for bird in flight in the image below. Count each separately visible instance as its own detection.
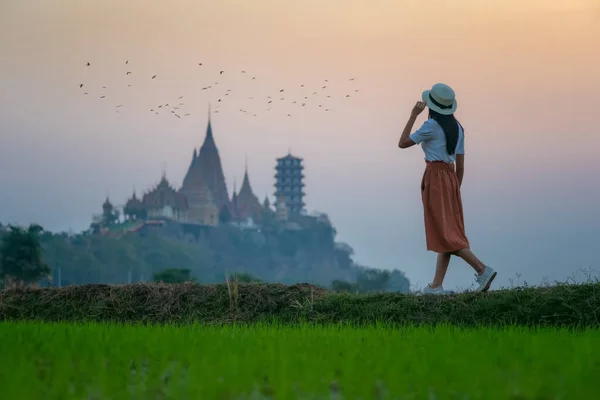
[79,84,83,88]
[220,70,224,75]
[86,62,90,66]
[199,63,203,66]
[125,60,129,64]
[178,96,183,99]
[100,96,106,99]
[151,75,157,79]
[126,72,131,75]
[84,92,88,95]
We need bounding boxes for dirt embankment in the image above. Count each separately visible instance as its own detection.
[2,282,599,327]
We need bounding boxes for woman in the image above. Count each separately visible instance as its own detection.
[397,83,496,294]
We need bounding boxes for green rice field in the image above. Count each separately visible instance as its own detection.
[1,322,599,399]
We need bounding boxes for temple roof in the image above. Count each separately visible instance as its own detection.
[194,106,230,210]
[102,197,112,209]
[179,163,216,208]
[235,165,263,220]
[125,191,142,210]
[199,115,217,155]
[238,169,254,198]
[276,152,303,162]
[142,174,187,210]
[181,148,198,190]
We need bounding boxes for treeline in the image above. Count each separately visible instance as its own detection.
[0,223,410,293]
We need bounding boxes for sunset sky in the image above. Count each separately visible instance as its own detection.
[1,0,599,290]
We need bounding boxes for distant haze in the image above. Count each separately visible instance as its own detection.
[1,0,599,290]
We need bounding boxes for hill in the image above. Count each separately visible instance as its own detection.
[13,223,410,292]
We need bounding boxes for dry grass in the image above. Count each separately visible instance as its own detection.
[1,281,599,327]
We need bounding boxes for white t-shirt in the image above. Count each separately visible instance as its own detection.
[409,118,465,163]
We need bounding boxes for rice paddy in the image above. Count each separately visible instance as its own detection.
[1,322,599,399]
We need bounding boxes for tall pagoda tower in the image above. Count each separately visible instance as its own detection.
[181,105,230,212]
[274,152,305,214]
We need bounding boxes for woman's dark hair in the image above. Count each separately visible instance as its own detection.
[429,109,462,155]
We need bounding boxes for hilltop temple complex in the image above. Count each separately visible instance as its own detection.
[96,109,307,232]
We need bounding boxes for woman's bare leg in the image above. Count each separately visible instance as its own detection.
[430,252,452,288]
[454,248,486,275]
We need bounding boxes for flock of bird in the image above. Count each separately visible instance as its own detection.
[78,60,360,118]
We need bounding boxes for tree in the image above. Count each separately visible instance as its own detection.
[331,279,359,293]
[387,269,410,293]
[152,268,195,283]
[0,224,51,289]
[356,268,391,293]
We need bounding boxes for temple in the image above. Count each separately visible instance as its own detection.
[186,108,230,211]
[104,106,275,229]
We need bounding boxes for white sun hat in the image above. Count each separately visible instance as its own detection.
[422,83,457,115]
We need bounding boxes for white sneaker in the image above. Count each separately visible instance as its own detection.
[420,284,452,296]
[474,266,497,292]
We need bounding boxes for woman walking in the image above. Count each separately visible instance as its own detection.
[397,83,496,294]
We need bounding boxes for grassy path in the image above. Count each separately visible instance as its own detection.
[3,282,600,327]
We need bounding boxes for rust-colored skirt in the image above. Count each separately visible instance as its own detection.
[421,161,470,253]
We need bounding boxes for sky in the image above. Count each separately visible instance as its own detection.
[1,0,599,290]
